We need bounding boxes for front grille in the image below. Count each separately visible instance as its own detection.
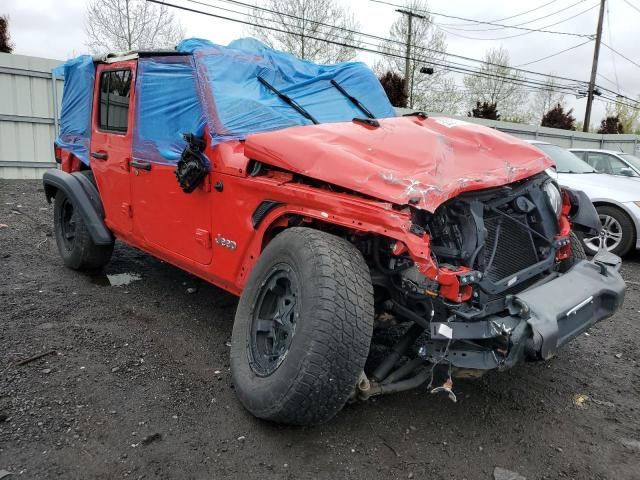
[483,214,539,282]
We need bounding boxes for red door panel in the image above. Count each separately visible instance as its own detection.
[131,163,213,266]
[90,62,137,237]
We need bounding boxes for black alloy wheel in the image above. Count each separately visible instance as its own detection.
[249,264,300,376]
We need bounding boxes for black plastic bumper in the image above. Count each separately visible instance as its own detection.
[421,253,625,371]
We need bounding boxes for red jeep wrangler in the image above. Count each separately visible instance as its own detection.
[44,38,624,425]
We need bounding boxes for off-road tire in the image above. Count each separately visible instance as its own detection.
[559,231,587,272]
[231,227,374,425]
[54,189,114,270]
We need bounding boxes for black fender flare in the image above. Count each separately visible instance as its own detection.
[564,187,602,236]
[43,169,114,246]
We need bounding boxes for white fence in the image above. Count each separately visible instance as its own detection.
[0,52,62,180]
[398,109,640,155]
[0,51,639,180]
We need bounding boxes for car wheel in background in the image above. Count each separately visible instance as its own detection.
[583,205,634,257]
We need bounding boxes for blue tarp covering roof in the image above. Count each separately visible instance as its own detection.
[179,38,397,147]
[53,55,95,165]
[54,38,396,165]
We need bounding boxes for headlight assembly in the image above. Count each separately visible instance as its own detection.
[543,181,562,218]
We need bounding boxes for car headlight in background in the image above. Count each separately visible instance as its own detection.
[543,181,562,218]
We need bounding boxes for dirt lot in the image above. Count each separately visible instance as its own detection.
[1,179,639,480]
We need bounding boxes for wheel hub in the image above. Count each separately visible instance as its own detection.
[584,214,623,253]
[60,198,77,250]
[249,264,299,376]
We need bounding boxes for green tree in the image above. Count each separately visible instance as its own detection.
[541,103,575,130]
[598,115,624,134]
[379,71,408,108]
[468,101,500,120]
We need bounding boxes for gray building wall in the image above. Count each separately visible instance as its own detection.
[0,52,63,180]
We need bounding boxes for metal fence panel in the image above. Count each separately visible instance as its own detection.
[0,52,63,180]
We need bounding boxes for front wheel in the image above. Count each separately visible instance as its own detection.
[231,228,374,425]
[583,205,634,257]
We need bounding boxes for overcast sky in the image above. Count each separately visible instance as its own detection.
[4,0,639,126]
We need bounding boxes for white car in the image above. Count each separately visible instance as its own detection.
[569,148,640,179]
[529,140,640,256]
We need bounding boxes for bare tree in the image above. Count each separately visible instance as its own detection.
[463,47,530,122]
[86,0,185,54]
[247,0,361,63]
[530,77,565,125]
[426,77,465,115]
[377,0,451,110]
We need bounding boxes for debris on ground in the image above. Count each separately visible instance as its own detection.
[620,438,640,451]
[573,394,589,408]
[141,433,162,446]
[493,467,526,480]
[15,349,56,366]
[186,287,197,294]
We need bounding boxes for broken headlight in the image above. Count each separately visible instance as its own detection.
[543,181,562,218]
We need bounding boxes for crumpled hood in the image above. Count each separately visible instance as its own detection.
[244,116,553,212]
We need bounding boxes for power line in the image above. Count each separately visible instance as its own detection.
[442,0,588,32]
[368,0,593,38]
[438,0,561,26]
[189,0,593,86]
[623,0,640,14]
[436,3,599,41]
[601,41,640,70]
[605,0,620,91]
[515,39,593,67]
[152,0,628,103]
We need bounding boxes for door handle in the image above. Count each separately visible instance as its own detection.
[130,159,152,171]
[91,151,108,160]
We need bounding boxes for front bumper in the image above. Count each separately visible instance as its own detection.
[420,253,625,371]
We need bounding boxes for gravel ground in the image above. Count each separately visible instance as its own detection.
[1,179,639,480]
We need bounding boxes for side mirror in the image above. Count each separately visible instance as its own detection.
[620,167,635,177]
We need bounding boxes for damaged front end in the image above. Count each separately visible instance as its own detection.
[358,173,625,401]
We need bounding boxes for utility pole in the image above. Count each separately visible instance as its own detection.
[583,0,606,132]
[396,8,425,108]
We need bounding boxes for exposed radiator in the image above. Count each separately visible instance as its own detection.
[483,214,539,282]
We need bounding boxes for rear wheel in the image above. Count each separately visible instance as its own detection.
[231,227,374,425]
[54,190,114,270]
[583,205,634,257]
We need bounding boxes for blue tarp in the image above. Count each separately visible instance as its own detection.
[53,55,95,165]
[179,38,397,146]
[55,38,397,165]
[133,56,205,163]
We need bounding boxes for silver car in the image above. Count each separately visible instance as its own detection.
[529,141,640,256]
[569,148,640,179]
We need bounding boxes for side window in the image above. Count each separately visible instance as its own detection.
[572,151,586,161]
[586,152,612,174]
[609,155,636,175]
[98,69,132,133]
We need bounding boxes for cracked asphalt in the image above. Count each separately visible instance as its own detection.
[1,179,639,479]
